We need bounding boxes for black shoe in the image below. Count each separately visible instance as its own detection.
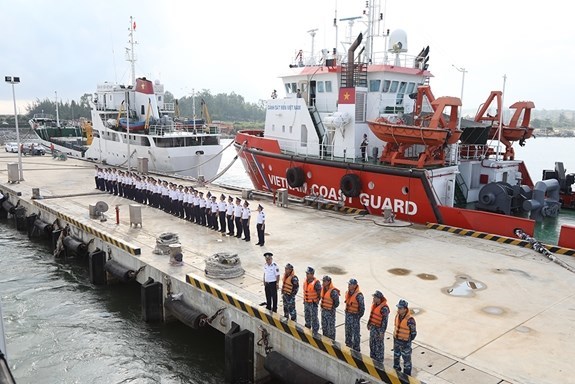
[255,242,261,245]
[244,238,250,242]
[259,243,264,246]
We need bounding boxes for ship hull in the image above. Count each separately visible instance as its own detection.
[235,131,536,239]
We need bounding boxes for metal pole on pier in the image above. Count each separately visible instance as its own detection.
[5,76,23,181]
[126,91,131,172]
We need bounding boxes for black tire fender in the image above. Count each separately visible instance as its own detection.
[286,167,305,188]
[340,173,362,197]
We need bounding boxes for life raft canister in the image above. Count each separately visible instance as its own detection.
[340,173,362,197]
[286,167,305,188]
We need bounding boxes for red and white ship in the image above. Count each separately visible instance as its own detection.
[234,1,574,246]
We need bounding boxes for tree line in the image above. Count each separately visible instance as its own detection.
[15,89,265,124]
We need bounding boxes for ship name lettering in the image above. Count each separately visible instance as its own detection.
[308,184,417,215]
[359,193,418,215]
[268,174,307,193]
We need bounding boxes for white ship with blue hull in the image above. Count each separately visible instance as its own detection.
[29,17,223,180]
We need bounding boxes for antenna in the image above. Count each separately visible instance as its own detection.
[127,16,138,87]
[307,29,318,63]
[339,16,362,43]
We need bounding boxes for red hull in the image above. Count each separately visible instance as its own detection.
[235,131,535,239]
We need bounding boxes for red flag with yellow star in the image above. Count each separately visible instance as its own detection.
[338,87,355,104]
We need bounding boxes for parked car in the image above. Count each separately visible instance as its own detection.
[4,142,18,153]
[21,143,46,156]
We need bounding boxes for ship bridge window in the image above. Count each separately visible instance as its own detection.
[389,81,399,93]
[382,80,391,93]
[325,81,332,93]
[369,80,381,92]
[154,136,217,147]
[396,81,408,105]
[141,105,145,115]
[317,82,325,93]
[407,82,416,94]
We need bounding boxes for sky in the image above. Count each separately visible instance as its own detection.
[1,0,573,116]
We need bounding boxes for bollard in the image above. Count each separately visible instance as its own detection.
[115,205,120,225]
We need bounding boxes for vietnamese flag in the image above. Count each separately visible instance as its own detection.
[135,78,154,94]
[338,87,355,104]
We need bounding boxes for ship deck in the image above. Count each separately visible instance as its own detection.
[1,152,574,384]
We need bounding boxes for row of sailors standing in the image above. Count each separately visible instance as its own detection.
[94,166,266,245]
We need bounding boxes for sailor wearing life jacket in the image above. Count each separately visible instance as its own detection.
[393,299,417,376]
[344,278,365,352]
[262,252,280,312]
[303,266,322,335]
[367,290,390,363]
[281,263,299,321]
[320,275,340,340]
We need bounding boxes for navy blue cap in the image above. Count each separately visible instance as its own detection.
[348,278,358,285]
[397,299,408,308]
[305,266,315,274]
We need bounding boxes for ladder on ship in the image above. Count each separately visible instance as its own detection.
[454,173,469,207]
[308,106,330,157]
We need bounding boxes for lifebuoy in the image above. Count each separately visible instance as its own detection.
[286,167,305,188]
[340,174,361,197]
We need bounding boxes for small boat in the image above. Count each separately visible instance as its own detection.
[29,17,223,180]
[118,118,146,132]
[234,0,574,246]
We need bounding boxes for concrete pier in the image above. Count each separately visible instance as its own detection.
[1,153,575,384]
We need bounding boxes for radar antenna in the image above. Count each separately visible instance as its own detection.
[307,29,319,63]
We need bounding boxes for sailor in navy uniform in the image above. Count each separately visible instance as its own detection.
[263,252,280,312]
[218,194,227,233]
[234,197,243,238]
[255,204,266,246]
[241,200,251,241]
[226,196,235,236]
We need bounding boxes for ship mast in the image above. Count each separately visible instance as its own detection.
[127,16,137,87]
[362,0,383,64]
[125,16,137,172]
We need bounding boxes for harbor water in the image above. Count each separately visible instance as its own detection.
[1,137,574,383]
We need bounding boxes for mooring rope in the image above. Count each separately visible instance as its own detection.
[173,139,236,173]
[514,228,575,273]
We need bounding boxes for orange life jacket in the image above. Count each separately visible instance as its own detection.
[320,284,340,310]
[345,287,362,314]
[368,299,388,327]
[281,270,296,295]
[394,312,413,341]
[303,278,319,303]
